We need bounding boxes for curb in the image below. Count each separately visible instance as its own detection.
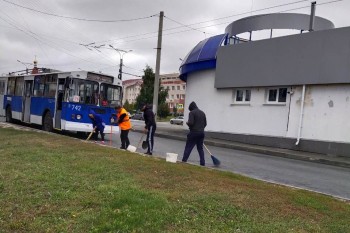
[134,129,350,169]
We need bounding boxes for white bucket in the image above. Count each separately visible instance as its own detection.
[166,153,178,163]
[127,145,137,152]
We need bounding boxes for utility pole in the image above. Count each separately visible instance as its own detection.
[152,11,164,115]
[309,1,316,32]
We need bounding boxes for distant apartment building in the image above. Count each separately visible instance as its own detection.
[160,73,186,114]
[122,79,142,104]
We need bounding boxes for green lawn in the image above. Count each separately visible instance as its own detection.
[0,127,349,232]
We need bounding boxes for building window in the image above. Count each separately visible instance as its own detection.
[266,88,287,103]
[233,89,251,103]
[176,94,179,99]
[172,86,175,90]
[177,86,180,90]
[183,85,186,90]
[181,94,185,99]
[171,94,174,99]
[167,86,170,90]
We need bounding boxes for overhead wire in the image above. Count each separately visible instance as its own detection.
[0,0,140,74]
[164,15,214,37]
[3,0,315,47]
[1,0,158,23]
[0,12,112,68]
[94,0,312,45]
[5,0,118,72]
[103,0,343,46]
[1,0,343,75]
[14,4,55,69]
[279,0,343,12]
[28,0,115,67]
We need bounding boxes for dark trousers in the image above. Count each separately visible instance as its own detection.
[182,131,205,166]
[93,129,104,141]
[120,129,130,149]
[146,125,156,153]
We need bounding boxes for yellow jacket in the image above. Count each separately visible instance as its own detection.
[117,108,131,130]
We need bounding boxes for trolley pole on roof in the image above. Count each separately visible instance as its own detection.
[152,11,164,115]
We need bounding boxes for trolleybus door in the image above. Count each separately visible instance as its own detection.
[23,80,33,123]
[0,78,6,117]
[55,78,65,129]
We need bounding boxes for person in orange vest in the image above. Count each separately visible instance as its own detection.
[115,105,132,149]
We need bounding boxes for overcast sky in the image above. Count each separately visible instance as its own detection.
[0,0,349,80]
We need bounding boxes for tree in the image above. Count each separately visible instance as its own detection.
[158,102,170,119]
[135,65,168,114]
[123,100,134,112]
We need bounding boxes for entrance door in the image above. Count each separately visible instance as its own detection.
[23,80,33,122]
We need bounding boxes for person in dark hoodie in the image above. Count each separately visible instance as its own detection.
[181,101,207,166]
[88,110,105,144]
[142,104,156,155]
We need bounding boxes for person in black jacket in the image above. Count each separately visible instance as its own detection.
[181,101,207,166]
[142,104,156,155]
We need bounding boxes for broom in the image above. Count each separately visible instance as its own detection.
[203,143,221,166]
[86,128,96,141]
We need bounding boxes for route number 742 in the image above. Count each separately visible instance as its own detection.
[71,105,81,111]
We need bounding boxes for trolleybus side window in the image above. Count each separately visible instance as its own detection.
[68,79,99,104]
[7,77,16,95]
[44,75,57,98]
[100,83,121,106]
[0,81,5,95]
[84,82,99,105]
[15,77,24,96]
[34,76,45,97]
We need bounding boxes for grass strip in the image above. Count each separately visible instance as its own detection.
[0,127,349,232]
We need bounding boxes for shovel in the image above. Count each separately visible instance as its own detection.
[137,133,147,150]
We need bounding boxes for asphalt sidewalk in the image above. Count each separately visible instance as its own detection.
[133,125,350,169]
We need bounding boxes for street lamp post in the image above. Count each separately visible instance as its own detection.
[109,45,132,80]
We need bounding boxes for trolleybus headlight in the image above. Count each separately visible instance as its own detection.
[76,114,82,120]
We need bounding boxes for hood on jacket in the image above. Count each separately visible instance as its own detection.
[142,104,152,112]
[188,101,198,111]
[88,110,96,118]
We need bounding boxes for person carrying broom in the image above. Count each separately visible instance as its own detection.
[181,101,207,166]
[88,110,105,144]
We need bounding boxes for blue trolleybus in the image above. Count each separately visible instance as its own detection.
[0,71,121,134]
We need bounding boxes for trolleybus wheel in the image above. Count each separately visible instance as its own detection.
[6,106,12,123]
[43,112,53,132]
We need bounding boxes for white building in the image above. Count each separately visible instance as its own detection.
[122,79,142,104]
[180,13,350,156]
[160,73,186,114]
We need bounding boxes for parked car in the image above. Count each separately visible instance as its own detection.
[132,113,144,120]
[170,116,184,125]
